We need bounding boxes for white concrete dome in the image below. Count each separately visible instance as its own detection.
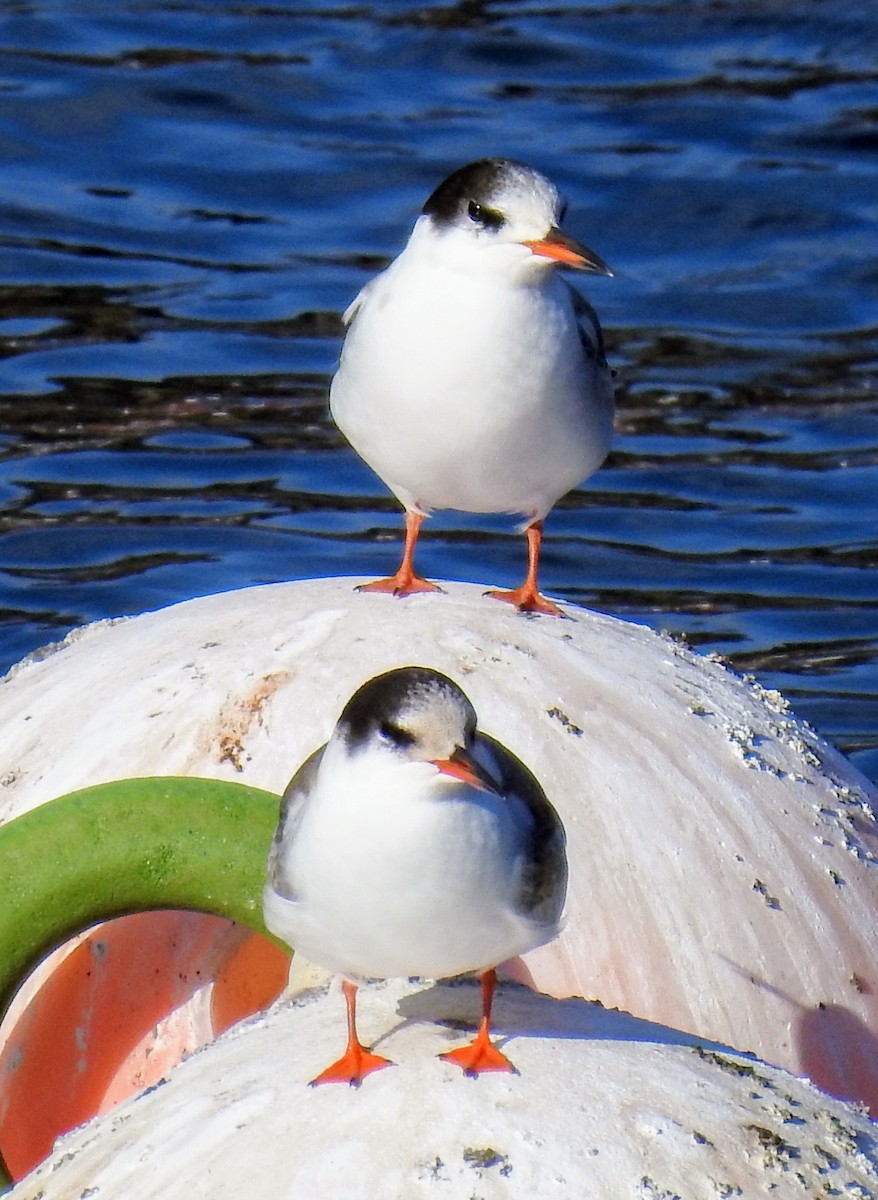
[1,578,875,1116]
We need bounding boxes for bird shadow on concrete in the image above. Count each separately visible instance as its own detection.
[796,1002,878,1116]
[393,976,739,1059]
[714,955,878,1116]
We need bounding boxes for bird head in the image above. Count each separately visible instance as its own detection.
[418,157,613,280]
[337,666,501,794]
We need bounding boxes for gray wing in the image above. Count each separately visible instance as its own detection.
[266,744,326,901]
[567,281,609,370]
[479,733,568,928]
[341,274,380,330]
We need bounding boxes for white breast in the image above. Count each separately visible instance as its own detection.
[330,242,613,522]
[263,744,552,981]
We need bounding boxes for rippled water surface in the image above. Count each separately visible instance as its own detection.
[1,0,877,779]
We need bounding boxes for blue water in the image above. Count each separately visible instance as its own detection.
[1,0,876,779]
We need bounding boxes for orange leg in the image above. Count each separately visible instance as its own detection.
[357,510,442,597]
[309,980,393,1087]
[439,969,517,1077]
[485,520,564,616]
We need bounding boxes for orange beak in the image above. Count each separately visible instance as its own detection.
[522,227,613,275]
[432,748,500,795]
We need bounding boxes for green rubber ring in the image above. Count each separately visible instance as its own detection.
[0,776,283,1191]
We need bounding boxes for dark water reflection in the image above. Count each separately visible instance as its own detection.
[0,1,876,780]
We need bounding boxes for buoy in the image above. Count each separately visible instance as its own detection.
[0,777,289,1183]
[1,579,876,1186]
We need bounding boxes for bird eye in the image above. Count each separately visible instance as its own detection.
[380,720,415,748]
[467,200,504,231]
